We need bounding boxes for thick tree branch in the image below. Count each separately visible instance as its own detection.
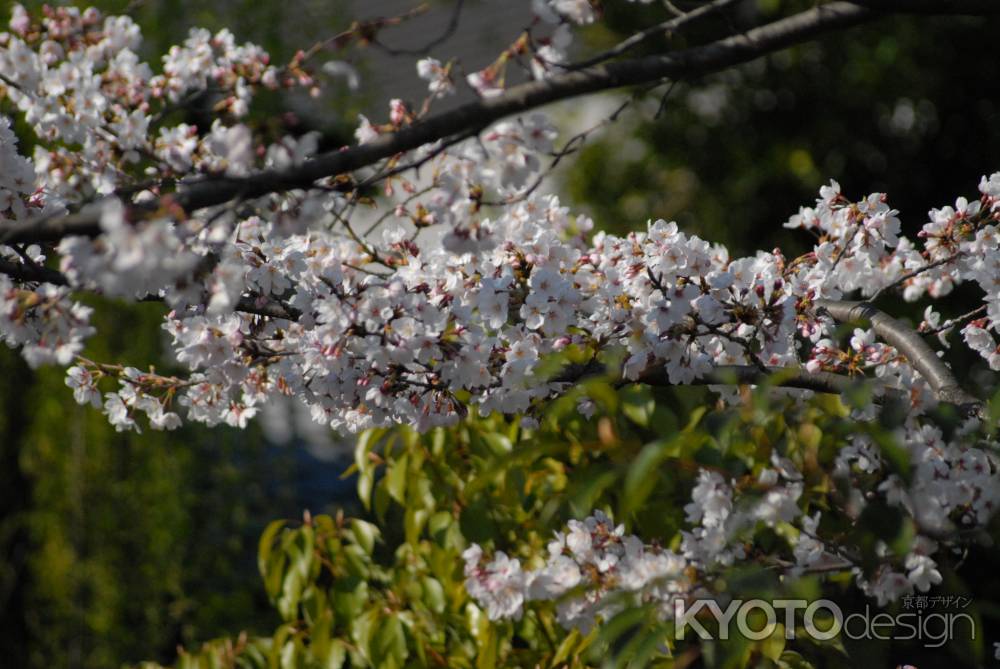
[6,2,998,247]
[555,356,904,402]
[848,0,1000,14]
[3,2,875,245]
[640,363,900,398]
[232,296,301,320]
[567,0,746,70]
[3,252,975,411]
[813,299,982,411]
[0,257,68,285]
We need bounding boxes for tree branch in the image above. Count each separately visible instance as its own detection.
[371,0,465,57]
[868,253,961,302]
[7,1,999,247]
[566,0,746,70]
[639,363,903,399]
[847,0,1000,14]
[813,299,982,411]
[3,2,877,245]
[0,256,68,285]
[233,296,301,320]
[0,253,970,407]
[554,356,904,402]
[3,245,965,407]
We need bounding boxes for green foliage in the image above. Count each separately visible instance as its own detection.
[138,380,1000,668]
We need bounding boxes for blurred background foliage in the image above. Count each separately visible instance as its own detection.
[0,302,348,668]
[567,3,1000,258]
[2,1,1000,668]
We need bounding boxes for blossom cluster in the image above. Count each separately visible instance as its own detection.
[463,510,698,630]
[0,3,998,487]
[464,425,989,630]
[0,3,289,203]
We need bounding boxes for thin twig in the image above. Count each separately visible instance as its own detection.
[480,86,650,207]
[363,185,434,238]
[828,220,861,275]
[869,253,961,302]
[566,0,745,70]
[372,0,465,57]
[922,304,987,336]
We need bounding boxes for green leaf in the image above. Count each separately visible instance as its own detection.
[583,378,618,412]
[351,609,380,666]
[551,628,581,666]
[474,619,497,669]
[332,577,368,621]
[622,437,677,515]
[357,467,375,511]
[482,432,512,456]
[349,518,380,555]
[404,507,429,546]
[620,384,655,427]
[777,650,815,669]
[354,429,385,510]
[421,576,446,614]
[258,519,286,580]
[321,640,347,669]
[567,467,619,518]
[385,452,410,504]
[428,510,453,543]
[372,615,408,669]
[759,624,786,661]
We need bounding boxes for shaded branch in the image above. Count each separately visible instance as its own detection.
[848,0,1000,14]
[3,2,877,244]
[639,363,902,399]
[922,304,986,336]
[554,356,904,402]
[233,296,301,320]
[869,253,961,302]
[0,256,68,285]
[7,2,999,247]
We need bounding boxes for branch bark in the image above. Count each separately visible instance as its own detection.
[813,299,982,411]
[3,2,876,245]
[567,0,746,70]
[641,363,901,399]
[0,257,68,285]
[554,356,903,401]
[6,1,998,247]
[848,0,1000,14]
